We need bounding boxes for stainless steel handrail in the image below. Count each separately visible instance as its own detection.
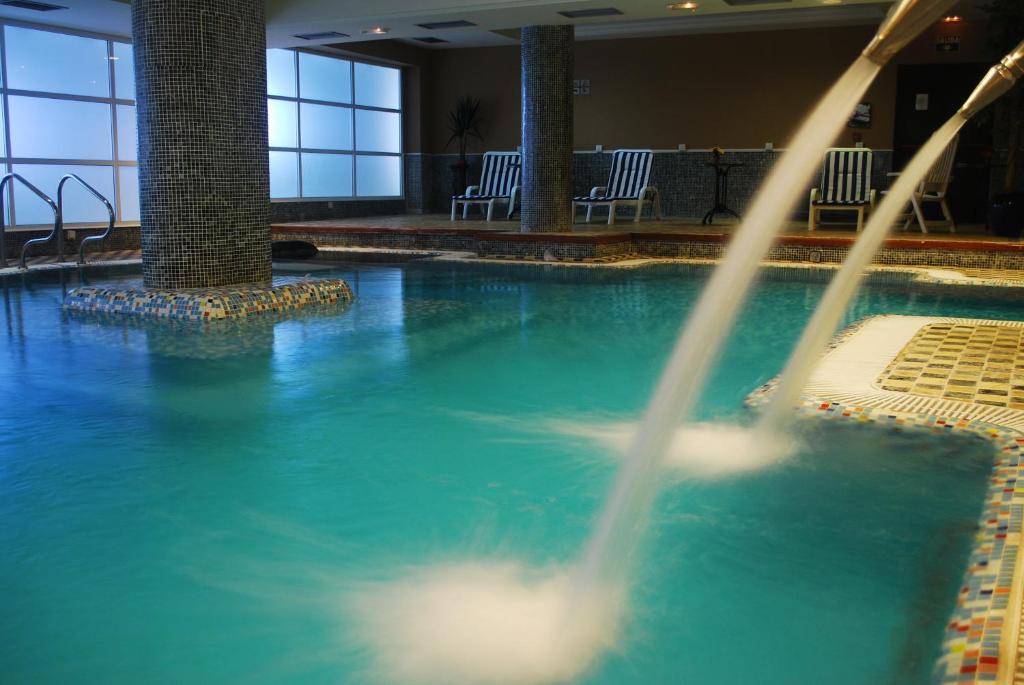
[57,174,116,266]
[0,173,60,270]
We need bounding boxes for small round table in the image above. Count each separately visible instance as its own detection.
[701,161,744,225]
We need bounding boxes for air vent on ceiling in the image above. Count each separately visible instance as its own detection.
[722,0,792,5]
[0,0,67,10]
[416,20,476,30]
[558,7,623,18]
[293,31,349,40]
[413,36,448,44]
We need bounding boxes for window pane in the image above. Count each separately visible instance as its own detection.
[301,153,352,197]
[267,99,297,148]
[118,166,139,222]
[298,53,350,103]
[12,164,114,225]
[9,96,112,160]
[300,103,352,150]
[354,63,400,110]
[5,26,109,97]
[355,109,400,153]
[356,155,401,197]
[269,151,298,198]
[267,49,296,97]
[116,105,137,161]
[113,42,135,100]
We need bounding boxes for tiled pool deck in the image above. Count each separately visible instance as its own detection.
[750,316,1024,684]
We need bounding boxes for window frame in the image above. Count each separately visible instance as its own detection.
[0,19,137,229]
[268,47,404,203]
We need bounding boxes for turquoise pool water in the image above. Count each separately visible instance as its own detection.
[0,262,1017,684]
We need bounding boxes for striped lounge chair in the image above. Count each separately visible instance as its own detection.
[450,151,520,221]
[573,149,661,225]
[808,147,876,231]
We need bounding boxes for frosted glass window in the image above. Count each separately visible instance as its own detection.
[267,99,298,148]
[300,103,352,150]
[356,156,401,197]
[5,26,109,97]
[113,42,135,100]
[270,151,298,198]
[355,109,400,153]
[12,164,114,225]
[354,63,400,110]
[9,96,112,160]
[116,105,137,161]
[118,167,140,222]
[301,153,352,197]
[267,49,296,97]
[299,53,351,103]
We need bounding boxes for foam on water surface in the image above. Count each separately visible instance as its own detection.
[350,562,625,685]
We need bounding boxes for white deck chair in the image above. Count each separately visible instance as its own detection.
[450,151,520,221]
[572,149,661,225]
[808,147,876,231]
[889,135,958,234]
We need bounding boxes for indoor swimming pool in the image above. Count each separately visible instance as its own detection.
[1,262,1019,684]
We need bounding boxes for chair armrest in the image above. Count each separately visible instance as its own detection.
[809,188,819,204]
[465,185,480,196]
[886,172,900,178]
[639,184,657,200]
[590,186,607,199]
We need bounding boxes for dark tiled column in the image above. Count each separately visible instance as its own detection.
[520,26,574,233]
[133,0,270,289]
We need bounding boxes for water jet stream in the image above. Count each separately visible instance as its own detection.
[758,39,1024,437]
[575,0,955,592]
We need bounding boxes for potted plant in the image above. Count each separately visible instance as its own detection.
[983,0,1024,237]
[446,96,483,196]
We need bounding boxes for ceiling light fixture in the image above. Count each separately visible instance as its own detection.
[362,26,390,35]
[666,2,698,10]
[821,0,842,5]
[941,15,962,23]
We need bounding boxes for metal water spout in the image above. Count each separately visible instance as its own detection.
[862,0,958,65]
[960,39,1024,119]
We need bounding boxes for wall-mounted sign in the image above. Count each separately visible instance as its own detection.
[915,93,929,111]
[847,102,871,128]
[573,79,591,96]
[936,35,960,52]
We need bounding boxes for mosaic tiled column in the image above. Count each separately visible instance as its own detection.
[520,26,574,233]
[132,0,271,288]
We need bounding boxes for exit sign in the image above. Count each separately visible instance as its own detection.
[936,35,960,52]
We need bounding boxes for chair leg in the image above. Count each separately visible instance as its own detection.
[463,201,470,220]
[911,195,928,234]
[808,206,816,231]
[654,191,662,220]
[608,202,617,225]
[585,204,593,224]
[451,199,458,222]
[856,207,864,231]
[634,200,642,223]
[940,199,956,233]
[486,200,495,222]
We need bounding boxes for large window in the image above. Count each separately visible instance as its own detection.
[0,24,137,227]
[267,49,402,200]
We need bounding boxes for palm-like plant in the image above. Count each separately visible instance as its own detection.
[446,96,483,164]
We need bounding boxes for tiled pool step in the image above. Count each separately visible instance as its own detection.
[750,315,1024,684]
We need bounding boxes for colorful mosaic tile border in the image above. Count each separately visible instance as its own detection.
[62,277,354,321]
[748,316,1024,684]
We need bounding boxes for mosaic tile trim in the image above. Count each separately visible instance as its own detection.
[748,316,1024,684]
[63,278,353,321]
[877,324,1024,409]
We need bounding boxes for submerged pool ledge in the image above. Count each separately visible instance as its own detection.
[62,278,354,321]
[749,315,1024,685]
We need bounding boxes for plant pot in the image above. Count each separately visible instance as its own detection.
[450,159,469,197]
[989,192,1024,239]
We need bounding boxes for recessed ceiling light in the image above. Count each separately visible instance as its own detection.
[413,36,448,44]
[941,15,962,23]
[416,20,477,30]
[821,0,842,4]
[558,7,623,18]
[666,2,698,10]
[361,26,390,35]
[294,31,350,40]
